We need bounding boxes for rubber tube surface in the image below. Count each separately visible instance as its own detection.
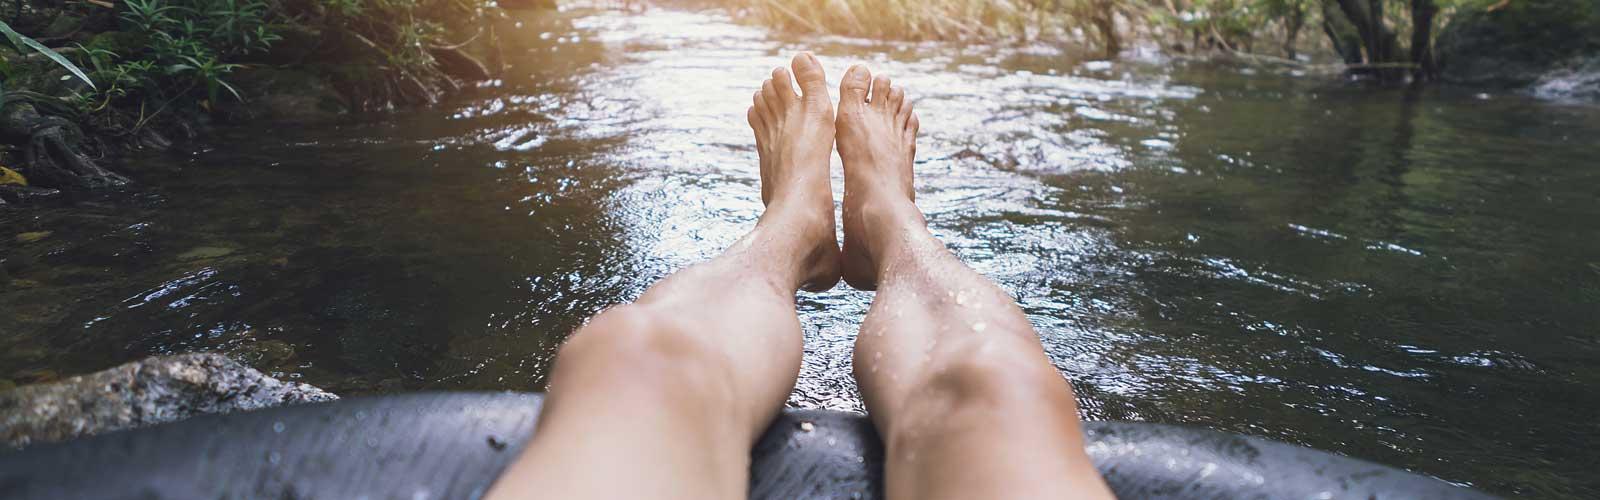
[0,392,1495,499]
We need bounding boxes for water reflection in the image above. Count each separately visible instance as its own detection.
[1,5,1598,498]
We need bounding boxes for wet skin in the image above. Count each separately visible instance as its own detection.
[484,53,1111,500]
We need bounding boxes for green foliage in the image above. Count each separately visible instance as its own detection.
[121,0,183,33]
[170,55,245,103]
[74,0,283,109]
[120,0,280,58]
[732,0,1324,56]
[731,0,1317,56]
[313,0,471,79]
[735,0,1511,74]
[1175,0,1276,51]
[324,0,367,18]
[0,19,96,89]
[0,0,498,153]
[292,0,500,107]
[80,0,494,113]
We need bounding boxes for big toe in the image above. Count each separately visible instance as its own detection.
[839,64,872,113]
[791,53,830,102]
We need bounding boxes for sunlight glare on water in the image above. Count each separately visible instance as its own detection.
[2,4,1599,498]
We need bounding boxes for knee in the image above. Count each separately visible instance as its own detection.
[557,305,730,392]
[918,334,1073,410]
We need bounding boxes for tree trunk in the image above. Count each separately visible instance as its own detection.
[1283,5,1305,59]
[1091,0,1120,59]
[1409,0,1439,82]
[1321,11,1362,64]
[1329,0,1403,82]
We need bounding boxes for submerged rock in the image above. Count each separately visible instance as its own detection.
[0,353,337,449]
[1530,56,1600,101]
[13,231,51,244]
[229,340,297,370]
[0,185,62,204]
[176,246,237,261]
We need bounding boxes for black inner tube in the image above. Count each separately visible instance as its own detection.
[0,392,1496,499]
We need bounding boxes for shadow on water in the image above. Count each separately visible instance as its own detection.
[2,5,1598,498]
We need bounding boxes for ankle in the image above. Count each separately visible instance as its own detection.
[860,188,921,225]
[761,197,832,236]
[860,198,932,270]
[749,198,837,279]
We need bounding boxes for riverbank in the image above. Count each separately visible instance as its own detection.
[714,0,1600,97]
[0,0,524,202]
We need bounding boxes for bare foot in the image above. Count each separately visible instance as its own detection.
[836,65,920,290]
[748,53,842,291]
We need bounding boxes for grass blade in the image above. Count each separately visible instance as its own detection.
[0,20,96,90]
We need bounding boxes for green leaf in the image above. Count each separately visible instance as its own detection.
[0,20,96,90]
[216,78,243,101]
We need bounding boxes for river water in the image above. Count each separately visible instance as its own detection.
[3,5,1597,498]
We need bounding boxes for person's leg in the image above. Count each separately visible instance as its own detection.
[836,65,1115,500]
[485,53,839,500]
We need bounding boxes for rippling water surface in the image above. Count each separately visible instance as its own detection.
[3,6,1598,498]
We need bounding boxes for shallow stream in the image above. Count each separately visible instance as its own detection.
[3,6,1597,498]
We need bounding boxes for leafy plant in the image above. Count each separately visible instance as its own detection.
[325,0,365,17]
[199,0,279,56]
[0,20,95,89]
[74,44,161,111]
[121,0,183,33]
[102,0,287,105]
[168,55,243,103]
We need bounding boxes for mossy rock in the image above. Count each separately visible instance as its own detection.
[1439,0,1600,86]
[176,246,236,261]
[222,68,349,123]
[43,14,85,39]
[250,24,324,65]
[82,31,149,59]
[308,29,391,66]
[229,340,297,369]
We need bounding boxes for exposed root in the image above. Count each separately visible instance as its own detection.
[1,102,131,190]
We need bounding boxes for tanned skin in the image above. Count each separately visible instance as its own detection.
[484,53,1113,500]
